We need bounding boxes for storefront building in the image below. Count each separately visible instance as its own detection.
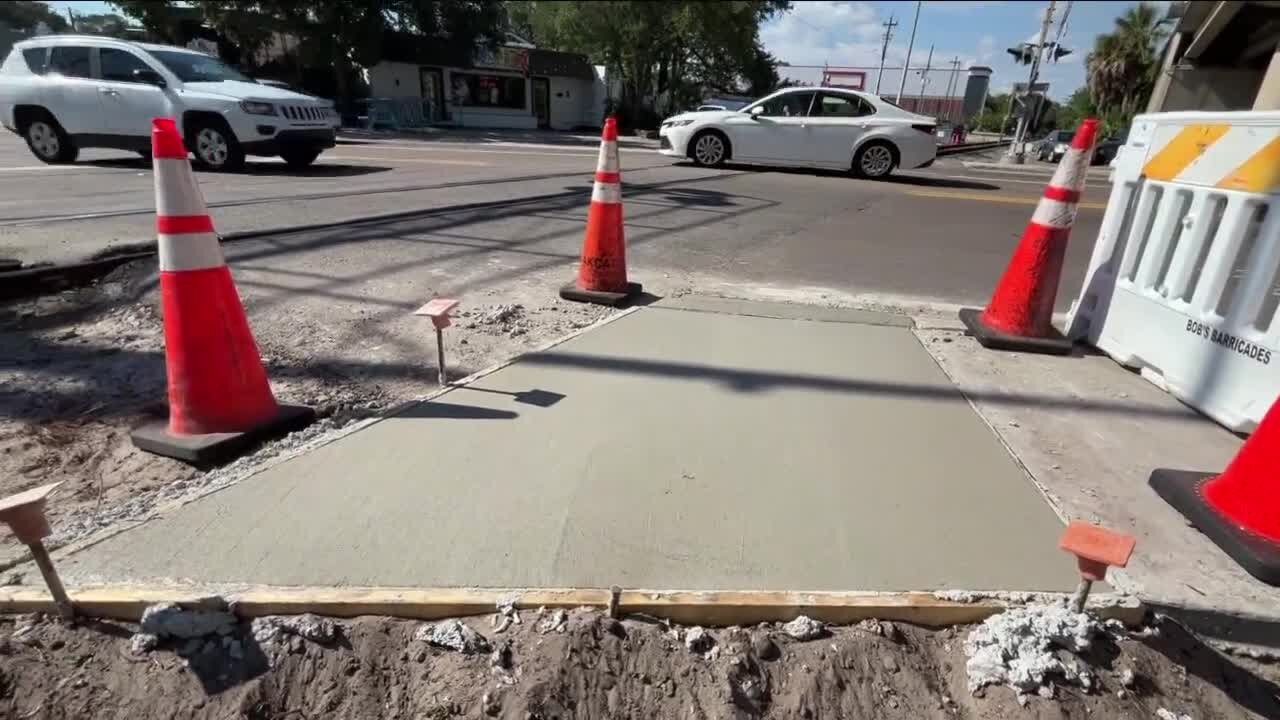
[368,41,604,131]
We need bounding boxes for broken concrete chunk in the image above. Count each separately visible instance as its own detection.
[538,609,568,634]
[416,619,491,654]
[685,627,715,654]
[129,633,159,654]
[964,601,1104,697]
[1120,667,1137,688]
[251,614,337,646]
[783,616,825,641]
[140,603,236,639]
[1155,709,1193,720]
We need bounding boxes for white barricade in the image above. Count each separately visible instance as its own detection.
[1067,111,1280,433]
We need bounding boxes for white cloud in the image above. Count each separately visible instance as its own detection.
[977,34,995,62]
[761,1,883,68]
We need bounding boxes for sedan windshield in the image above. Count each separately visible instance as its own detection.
[148,50,252,83]
[1055,131,1074,142]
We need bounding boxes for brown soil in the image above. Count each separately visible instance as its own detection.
[1,609,1277,720]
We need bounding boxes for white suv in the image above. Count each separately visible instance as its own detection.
[0,36,338,171]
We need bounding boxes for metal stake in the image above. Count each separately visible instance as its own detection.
[435,326,447,386]
[1070,577,1092,613]
[28,541,73,620]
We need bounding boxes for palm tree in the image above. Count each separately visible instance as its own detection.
[1086,2,1167,125]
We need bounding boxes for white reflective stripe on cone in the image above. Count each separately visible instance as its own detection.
[1049,147,1090,191]
[153,157,210,217]
[596,141,620,173]
[158,232,226,272]
[591,181,621,204]
[1030,196,1078,230]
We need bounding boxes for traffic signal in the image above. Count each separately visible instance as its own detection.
[1050,43,1073,62]
[1006,43,1035,65]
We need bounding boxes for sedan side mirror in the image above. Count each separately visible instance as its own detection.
[749,106,765,120]
[132,68,167,88]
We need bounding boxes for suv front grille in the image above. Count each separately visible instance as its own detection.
[282,105,325,121]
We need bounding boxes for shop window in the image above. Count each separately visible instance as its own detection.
[450,73,526,109]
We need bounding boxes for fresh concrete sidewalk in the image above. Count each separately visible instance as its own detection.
[54,297,1079,592]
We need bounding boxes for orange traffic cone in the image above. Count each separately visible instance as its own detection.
[959,118,1100,354]
[560,116,641,306]
[1151,393,1280,585]
[130,117,313,464]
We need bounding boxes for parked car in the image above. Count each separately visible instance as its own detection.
[1091,127,1129,166]
[658,87,937,179]
[1034,130,1076,163]
[0,36,338,171]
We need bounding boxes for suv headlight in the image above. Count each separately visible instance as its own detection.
[240,101,277,116]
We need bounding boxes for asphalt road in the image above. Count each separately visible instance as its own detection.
[0,129,1112,308]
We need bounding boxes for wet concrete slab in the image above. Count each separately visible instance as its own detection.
[59,298,1078,591]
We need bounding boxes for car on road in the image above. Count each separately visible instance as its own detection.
[1034,130,1076,163]
[0,36,338,171]
[1091,127,1129,166]
[658,86,937,179]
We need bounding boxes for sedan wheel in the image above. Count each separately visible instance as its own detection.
[855,143,894,178]
[692,133,726,167]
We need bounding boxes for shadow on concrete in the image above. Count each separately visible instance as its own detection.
[393,400,518,420]
[1139,615,1280,718]
[517,351,1209,420]
[454,386,566,408]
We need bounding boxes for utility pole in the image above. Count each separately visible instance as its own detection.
[65,8,77,32]
[1005,0,1056,163]
[944,57,962,124]
[918,44,934,102]
[895,0,921,104]
[875,15,898,94]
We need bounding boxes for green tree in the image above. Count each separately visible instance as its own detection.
[110,1,504,104]
[508,0,790,126]
[72,13,132,37]
[1085,2,1167,130]
[1055,86,1097,131]
[0,1,70,33]
[972,92,1012,133]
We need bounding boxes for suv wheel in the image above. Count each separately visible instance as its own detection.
[24,115,78,164]
[190,119,245,172]
[280,148,322,168]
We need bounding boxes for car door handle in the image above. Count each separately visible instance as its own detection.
[98,88,119,95]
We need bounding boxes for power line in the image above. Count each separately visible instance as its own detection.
[875,15,898,94]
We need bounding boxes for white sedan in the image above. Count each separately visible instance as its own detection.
[658,87,938,179]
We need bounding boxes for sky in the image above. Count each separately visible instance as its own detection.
[46,0,1165,101]
[760,0,1169,100]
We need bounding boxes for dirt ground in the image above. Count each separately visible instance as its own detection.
[2,607,1278,720]
[0,259,616,568]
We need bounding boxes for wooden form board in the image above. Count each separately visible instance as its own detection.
[0,586,1147,627]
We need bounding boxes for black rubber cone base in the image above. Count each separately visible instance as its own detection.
[958,307,1074,355]
[1150,468,1280,587]
[560,281,643,307]
[131,404,315,466]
